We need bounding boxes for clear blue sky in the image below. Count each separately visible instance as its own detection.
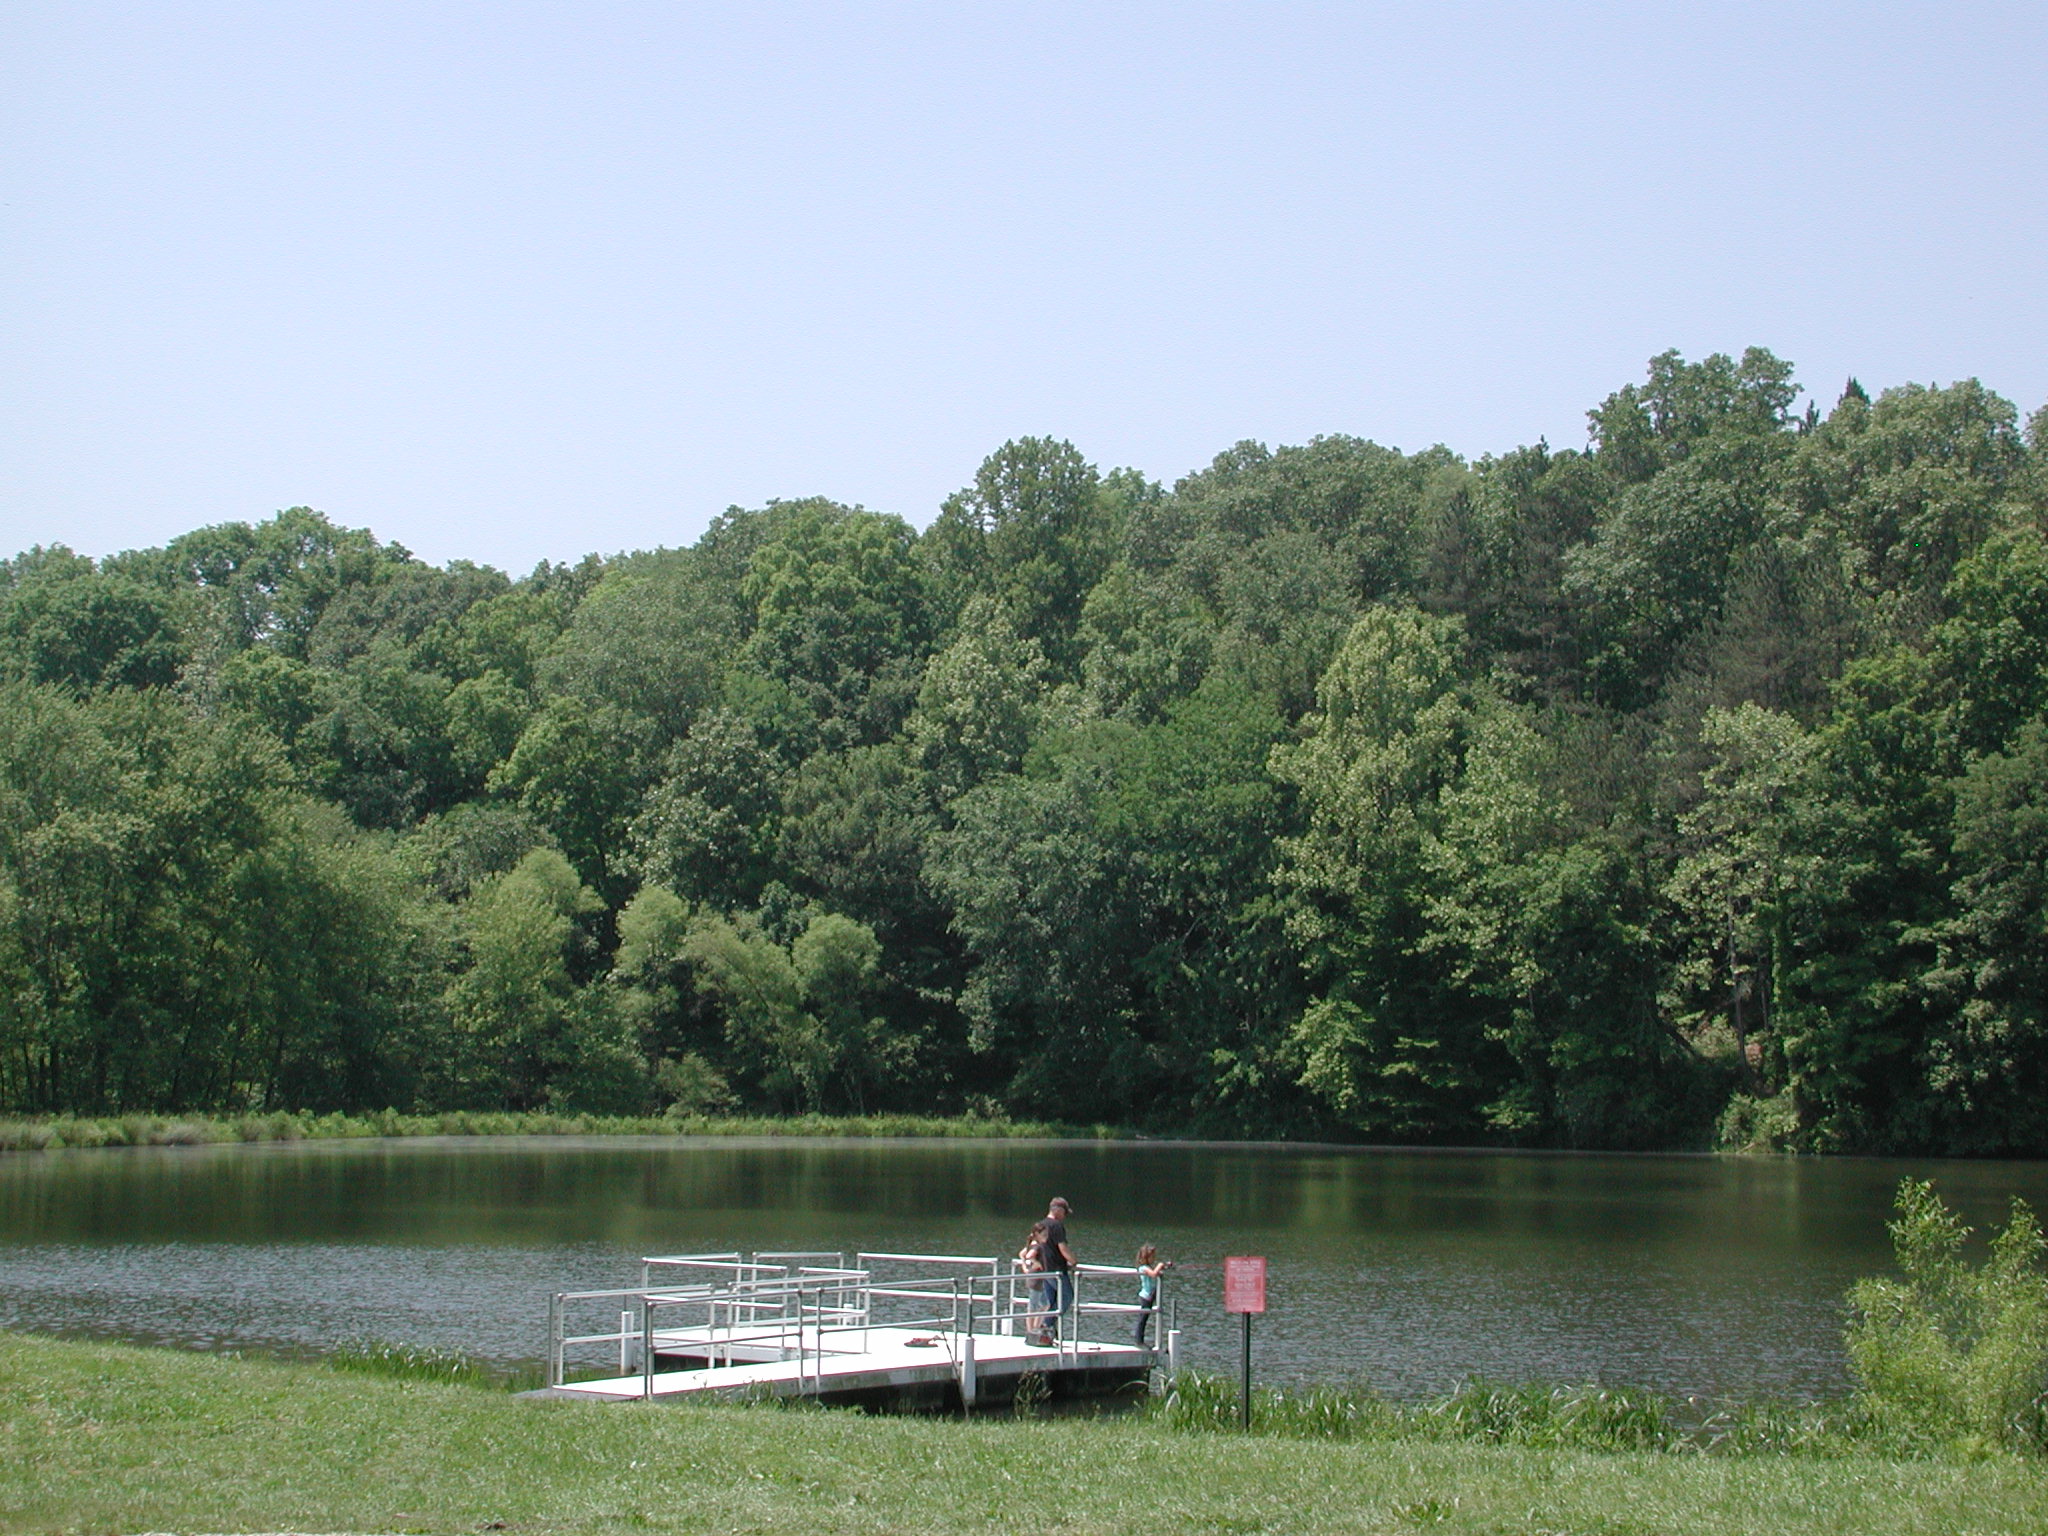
[5,2,2044,573]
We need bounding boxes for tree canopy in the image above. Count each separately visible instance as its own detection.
[7,358,2048,1153]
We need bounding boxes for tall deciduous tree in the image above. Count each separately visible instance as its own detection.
[906,597,1057,803]
[924,438,1119,673]
[741,500,932,748]
[1915,724,2048,1153]
[928,674,1301,1129]
[442,849,640,1111]
[674,904,896,1113]
[1663,704,1817,1089]
[490,697,655,902]
[1269,607,1495,1138]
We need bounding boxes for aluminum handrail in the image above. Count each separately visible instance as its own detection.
[552,1276,845,1386]
[640,1253,744,1281]
[642,1253,747,1266]
[858,1250,997,1266]
[641,1256,778,1286]
[865,1288,966,1303]
[556,1284,681,1303]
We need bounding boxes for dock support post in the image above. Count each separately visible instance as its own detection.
[642,1303,656,1401]
[547,1293,563,1388]
[798,1285,811,1396]
[1166,1327,1181,1380]
[954,1278,977,1411]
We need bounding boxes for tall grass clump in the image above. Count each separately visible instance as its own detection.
[1160,1374,1674,1451]
[1689,1398,1870,1458]
[1155,1374,1877,1456]
[231,1111,308,1142]
[1419,1381,1676,1452]
[1259,1382,1400,1440]
[328,1338,497,1389]
[0,1119,56,1150]
[1160,1369,1241,1431]
[1010,1369,1051,1418]
[1845,1178,2048,1454]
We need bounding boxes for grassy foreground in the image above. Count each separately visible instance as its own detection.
[0,1108,1122,1153]
[4,1335,2046,1536]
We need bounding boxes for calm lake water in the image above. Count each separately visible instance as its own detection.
[3,1136,2045,1401]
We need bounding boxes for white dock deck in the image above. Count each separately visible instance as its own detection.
[543,1324,1152,1403]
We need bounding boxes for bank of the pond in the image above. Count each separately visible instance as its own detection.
[2,1335,2043,1536]
[0,1108,1126,1153]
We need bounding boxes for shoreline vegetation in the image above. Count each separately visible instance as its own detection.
[4,1334,2047,1536]
[0,1108,1124,1153]
[9,1102,2048,1156]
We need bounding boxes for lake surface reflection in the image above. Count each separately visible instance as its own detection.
[3,1136,2044,1401]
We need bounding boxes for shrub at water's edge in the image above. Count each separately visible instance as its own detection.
[1845,1178,2048,1453]
[0,1108,1125,1152]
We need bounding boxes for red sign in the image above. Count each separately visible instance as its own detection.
[1223,1255,1267,1314]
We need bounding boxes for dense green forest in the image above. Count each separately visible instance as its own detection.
[4,349,2046,1154]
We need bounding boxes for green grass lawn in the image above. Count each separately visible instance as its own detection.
[4,1332,2044,1536]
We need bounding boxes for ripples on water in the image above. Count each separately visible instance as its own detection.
[3,1136,2043,1400]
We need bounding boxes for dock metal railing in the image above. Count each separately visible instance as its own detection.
[546,1249,1174,1398]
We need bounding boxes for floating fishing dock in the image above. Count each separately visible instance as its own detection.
[534,1251,1176,1410]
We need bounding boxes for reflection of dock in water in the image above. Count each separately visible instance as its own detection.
[532,1251,1176,1410]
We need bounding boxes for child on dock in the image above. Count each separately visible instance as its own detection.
[1019,1220,1054,1345]
[1133,1243,1169,1346]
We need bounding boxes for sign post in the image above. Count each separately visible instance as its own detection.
[1222,1256,1267,1432]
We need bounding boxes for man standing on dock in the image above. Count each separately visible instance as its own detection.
[1038,1196,1076,1344]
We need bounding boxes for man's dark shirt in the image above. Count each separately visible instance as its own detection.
[1042,1217,1071,1272]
